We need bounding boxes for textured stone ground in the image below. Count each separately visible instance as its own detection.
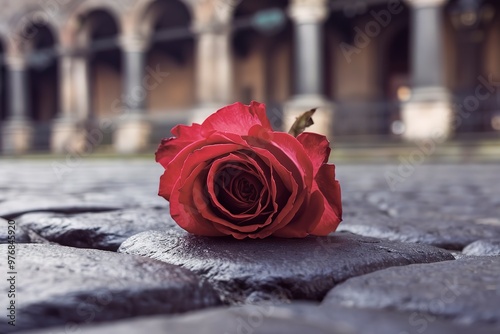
[1,160,499,333]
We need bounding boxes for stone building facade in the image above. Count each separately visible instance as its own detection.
[0,0,499,154]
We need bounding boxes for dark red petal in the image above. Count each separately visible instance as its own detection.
[171,123,204,140]
[158,170,172,199]
[201,102,273,136]
[201,154,278,234]
[309,164,342,235]
[155,137,181,169]
[296,132,331,175]
[247,125,314,189]
[169,144,263,235]
[203,146,300,239]
[207,154,269,220]
[155,124,204,169]
[169,163,226,236]
[273,190,325,238]
[159,136,243,200]
[206,154,263,220]
[249,101,273,130]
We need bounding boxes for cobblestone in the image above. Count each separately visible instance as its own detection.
[0,244,221,333]
[0,161,498,333]
[119,230,452,304]
[324,256,500,328]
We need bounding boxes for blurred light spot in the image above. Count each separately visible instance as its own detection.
[397,86,411,102]
[492,115,500,131]
[461,11,477,26]
[391,121,405,135]
[252,8,286,33]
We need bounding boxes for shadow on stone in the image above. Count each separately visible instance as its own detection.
[16,208,181,251]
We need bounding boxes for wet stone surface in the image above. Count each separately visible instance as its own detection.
[1,161,500,333]
[0,195,123,220]
[119,230,453,304]
[20,303,498,334]
[324,256,500,328]
[0,244,221,333]
[17,208,181,251]
[338,165,500,250]
[462,239,500,256]
[337,214,500,251]
[0,161,166,220]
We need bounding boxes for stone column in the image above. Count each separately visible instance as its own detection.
[283,0,333,138]
[51,51,88,153]
[73,55,91,121]
[190,22,232,125]
[402,0,453,140]
[113,37,151,154]
[1,56,33,154]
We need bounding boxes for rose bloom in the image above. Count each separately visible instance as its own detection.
[156,101,342,239]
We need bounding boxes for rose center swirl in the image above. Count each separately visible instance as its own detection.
[215,163,265,214]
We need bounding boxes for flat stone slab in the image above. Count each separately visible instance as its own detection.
[463,239,500,256]
[338,214,500,251]
[0,195,123,220]
[324,256,500,328]
[17,208,181,251]
[20,303,497,334]
[119,231,453,304]
[0,244,221,333]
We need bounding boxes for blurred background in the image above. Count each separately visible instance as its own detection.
[0,0,499,160]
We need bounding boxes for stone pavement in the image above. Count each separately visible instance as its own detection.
[0,160,499,333]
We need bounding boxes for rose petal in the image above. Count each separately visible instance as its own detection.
[169,163,225,236]
[296,132,331,174]
[159,136,243,200]
[205,132,298,196]
[200,146,302,239]
[216,165,263,213]
[273,190,325,238]
[200,154,278,234]
[169,143,279,236]
[225,167,306,239]
[155,124,204,169]
[156,107,340,239]
[171,123,204,139]
[247,125,313,189]
[201,101,272,137]
[309,164,342,235]
[206,154,264,219]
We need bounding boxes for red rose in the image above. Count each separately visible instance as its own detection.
[155,101,342,239]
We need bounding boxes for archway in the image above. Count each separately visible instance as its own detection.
[384,28,410,101]
[142,0,194,114]
[474,0,500,134]
[27,23,59,150]
[325,10,355,137]
[447,0,491,134]
[232,0,292,129]
[82,10,122,122]
[326,3,410,138]
[325,9,352,102]
[384,27,410,136]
